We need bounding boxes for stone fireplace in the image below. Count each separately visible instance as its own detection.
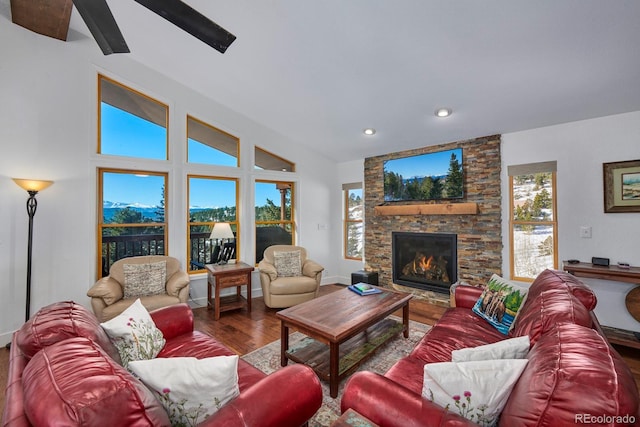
[392,232,457,293]
[364,135,503,304]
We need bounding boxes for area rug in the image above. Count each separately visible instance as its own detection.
[241,318,430,426]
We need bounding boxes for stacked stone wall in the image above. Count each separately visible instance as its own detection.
[364,135,502,304]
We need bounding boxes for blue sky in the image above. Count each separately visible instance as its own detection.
[101,104,277,208]
[104,173,278,209]
[383,148,462,178]
[102,173,165,207]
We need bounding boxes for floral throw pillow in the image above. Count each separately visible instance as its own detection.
[100,299,166,368]
[472,274,528,335]
[128,356,240,426]
[273,250,302,277]
[123,261,167,299]
[422,359,529,427]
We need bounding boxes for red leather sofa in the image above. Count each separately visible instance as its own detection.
[2,302,322,427]
[341,269,640,426]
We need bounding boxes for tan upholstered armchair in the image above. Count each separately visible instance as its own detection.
[258,245,324,308]
[87,255,190,322]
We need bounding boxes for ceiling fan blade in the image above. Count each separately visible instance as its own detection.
[133,0,236,54]
[72,0,129,55]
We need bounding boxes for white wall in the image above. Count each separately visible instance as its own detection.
[502,111,640,331]
[0,18,337,345]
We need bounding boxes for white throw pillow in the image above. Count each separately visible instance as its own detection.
[472,274,528,335]
[422,359,528,427]
[273,250,302,277]
[123,261,167,299]
[128,356,240,426]
[452,336,530,362]
[100,298,166,368]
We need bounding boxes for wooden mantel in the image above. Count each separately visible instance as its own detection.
[374,202,479,216]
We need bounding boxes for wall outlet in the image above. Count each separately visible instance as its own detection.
[580,226,592,238]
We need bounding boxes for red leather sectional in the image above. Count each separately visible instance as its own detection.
[2,302,322,427]
[341,269,640,427]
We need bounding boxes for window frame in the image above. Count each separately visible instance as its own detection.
[254,179,296,263]
[186,115,240,167]
[343,182,363,260]
[97,168,168,278]
[186,174,240,272]
[508,163,558,282]
[97,74,169,160]
[254,146,295,172]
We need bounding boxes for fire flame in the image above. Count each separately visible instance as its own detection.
[420,255,434,271]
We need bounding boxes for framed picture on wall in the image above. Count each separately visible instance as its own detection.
[604,159,640,213]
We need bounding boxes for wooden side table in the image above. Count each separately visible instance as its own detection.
[562,260,640,348]
[205,262,254,320]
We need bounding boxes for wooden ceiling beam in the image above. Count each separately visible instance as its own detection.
[10,0,73,41]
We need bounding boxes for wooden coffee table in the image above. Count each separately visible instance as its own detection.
[276,286,412,397]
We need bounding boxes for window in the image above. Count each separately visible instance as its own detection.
[97,75,170,278]
[187,115,239,167]
[255,180,295,263]
[343,182,363,260]
[98,169,167,277]
[187,176,239,271]
[98,75,168,160]
[509,161,558,281]
[255,146,295,172]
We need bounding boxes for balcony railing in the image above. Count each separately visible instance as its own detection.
[101,233,165,277]
[101,228,292,276]
[101,232,215,277]
[189,232,218,271]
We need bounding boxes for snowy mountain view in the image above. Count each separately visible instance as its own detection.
[102,201,229,223]
[511,173,555,279]
[103,201,155,221]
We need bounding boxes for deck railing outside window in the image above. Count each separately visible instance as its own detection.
[101,232,215,277]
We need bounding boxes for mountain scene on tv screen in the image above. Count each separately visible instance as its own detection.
[384,149,463,202]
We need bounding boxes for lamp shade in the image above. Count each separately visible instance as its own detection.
[13,179,54,193]
[209,223,234,240]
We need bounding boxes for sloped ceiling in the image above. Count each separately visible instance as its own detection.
[10,1,640,162]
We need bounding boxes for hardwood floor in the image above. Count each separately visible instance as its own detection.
[1,284,639,420]
[191,284,447,356]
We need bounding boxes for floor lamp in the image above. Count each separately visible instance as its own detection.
[13,178,54,322]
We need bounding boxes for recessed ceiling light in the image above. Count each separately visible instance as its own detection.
[363,128,376,135]
[435,108,452,118]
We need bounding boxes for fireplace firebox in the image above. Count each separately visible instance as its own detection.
[392,232,457,293]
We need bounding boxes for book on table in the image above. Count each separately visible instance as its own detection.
[348,283,382,295]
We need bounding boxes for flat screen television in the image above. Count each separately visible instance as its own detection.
[383,148,463,202]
